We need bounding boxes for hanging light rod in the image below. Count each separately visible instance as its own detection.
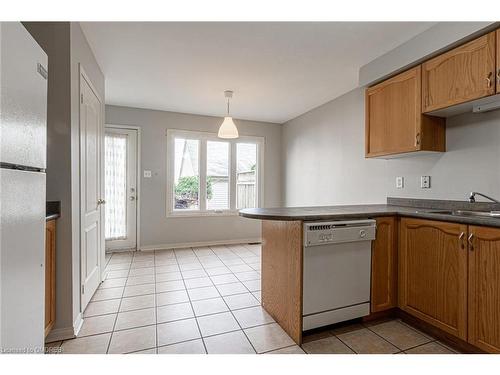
[218,90,239,139]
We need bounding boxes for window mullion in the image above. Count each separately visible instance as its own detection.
[199,139,207,211]
[230,141,237,211]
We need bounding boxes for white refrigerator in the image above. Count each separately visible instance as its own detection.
[0,22,48,353]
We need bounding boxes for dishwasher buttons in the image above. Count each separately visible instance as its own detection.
[359,229,366,238]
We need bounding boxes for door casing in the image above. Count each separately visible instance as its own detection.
[79,65,105,312]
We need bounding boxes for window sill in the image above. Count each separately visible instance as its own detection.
[166,210,242,218]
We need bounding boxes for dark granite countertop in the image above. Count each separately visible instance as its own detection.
[46,201,61,221]
[239,197,500,228]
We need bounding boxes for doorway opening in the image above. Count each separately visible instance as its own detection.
[104,126,139,252]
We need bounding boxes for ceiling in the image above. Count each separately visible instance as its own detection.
[81,22,436,123]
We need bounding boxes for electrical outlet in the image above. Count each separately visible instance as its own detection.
[143,170,152,178]
[421,176,431,189]
[396,176,404,189]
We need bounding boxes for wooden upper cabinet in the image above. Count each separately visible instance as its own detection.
[371,217,398,313]
[399,218,468,340]
[497,29,500,93]
[422,31,496,113]
[468,225,500,353]
[365,66,445,158]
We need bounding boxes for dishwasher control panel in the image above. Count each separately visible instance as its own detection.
[304,219,376,247]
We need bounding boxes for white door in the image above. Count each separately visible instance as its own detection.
[80,68,104,310]
[104,127,138,251]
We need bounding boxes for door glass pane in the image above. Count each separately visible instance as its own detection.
[105,133,127,240]
[174,138,200,210]
[236,143,257,209]
[207,141,229,210]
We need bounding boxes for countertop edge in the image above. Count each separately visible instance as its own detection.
[239,208,500,228]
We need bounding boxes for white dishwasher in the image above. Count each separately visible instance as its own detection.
[302,219,376,331]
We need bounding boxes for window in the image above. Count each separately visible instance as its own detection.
[173,138,200,210]
[105,133,127,240]
[167,129,263,216]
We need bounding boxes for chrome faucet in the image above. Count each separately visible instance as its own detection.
[468,192,500,204]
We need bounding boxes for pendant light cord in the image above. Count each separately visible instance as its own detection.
[227,97,230,115]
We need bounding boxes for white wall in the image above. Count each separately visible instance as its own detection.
[282,88,387,206]
[105,105,282,249]
[282,87,500,207]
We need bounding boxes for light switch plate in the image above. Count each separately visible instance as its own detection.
[143,170,152,178]
[396,176,404,189]
[421,176,431,189]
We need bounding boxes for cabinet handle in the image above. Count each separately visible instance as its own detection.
[468,233,474,250]
[497,69,500,85]
[415,132,421,147]
[459,232,465,249]
[486,72,493,88]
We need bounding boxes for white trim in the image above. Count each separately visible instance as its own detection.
[166,128,265,218]
[45,326,75,343]
[45,312,82,344]
[140,238,262,251]
[78,64,104,315]
[73,312,84,337]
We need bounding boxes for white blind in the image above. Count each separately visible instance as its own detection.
[105,133,127,240]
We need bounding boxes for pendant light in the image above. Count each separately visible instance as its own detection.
[218,90,239,139]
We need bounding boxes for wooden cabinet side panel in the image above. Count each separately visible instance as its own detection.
[422,31,496,112]
[371,217,398,313]
[45,220,56,337]
[468,225,500,353]
[399,218,467,340]
[261,220,303,344]
[497,29,500,94]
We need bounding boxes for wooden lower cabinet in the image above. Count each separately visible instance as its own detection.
[468,225,500,353]
[371,217,398,313]
[45,219,56,337]
[398,218,468,340]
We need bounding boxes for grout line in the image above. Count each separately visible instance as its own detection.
[201,244,259,354]
[153,249,159,350]
[362,324,406,352]
[333,334,359,355]
[105,253,131,354]
[176,248,208,354]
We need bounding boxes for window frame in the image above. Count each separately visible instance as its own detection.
[166,129,264,218]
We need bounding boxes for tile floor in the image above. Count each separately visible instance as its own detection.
[49,243,460,354]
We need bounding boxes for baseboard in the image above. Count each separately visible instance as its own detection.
[73,313,84,337]
[45,326,75,343]
[140,238,262,251]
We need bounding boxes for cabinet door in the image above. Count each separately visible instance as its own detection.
[497,29,500,93]
[371,217,398,313]
[468,226,500,353]
[399,218,468,340]
[366,67,421,157]
[45,220,56,337]
[422,31,496,112]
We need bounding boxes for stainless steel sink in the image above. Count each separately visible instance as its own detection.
[430,210,500,218]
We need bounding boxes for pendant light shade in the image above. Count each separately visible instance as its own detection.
[218,90,239,139]
[218,116,239,138]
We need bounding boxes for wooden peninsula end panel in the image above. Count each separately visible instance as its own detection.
[261,220,303,344]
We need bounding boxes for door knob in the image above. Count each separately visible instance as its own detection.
[97,199,106,205]
[130,196,136,201]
